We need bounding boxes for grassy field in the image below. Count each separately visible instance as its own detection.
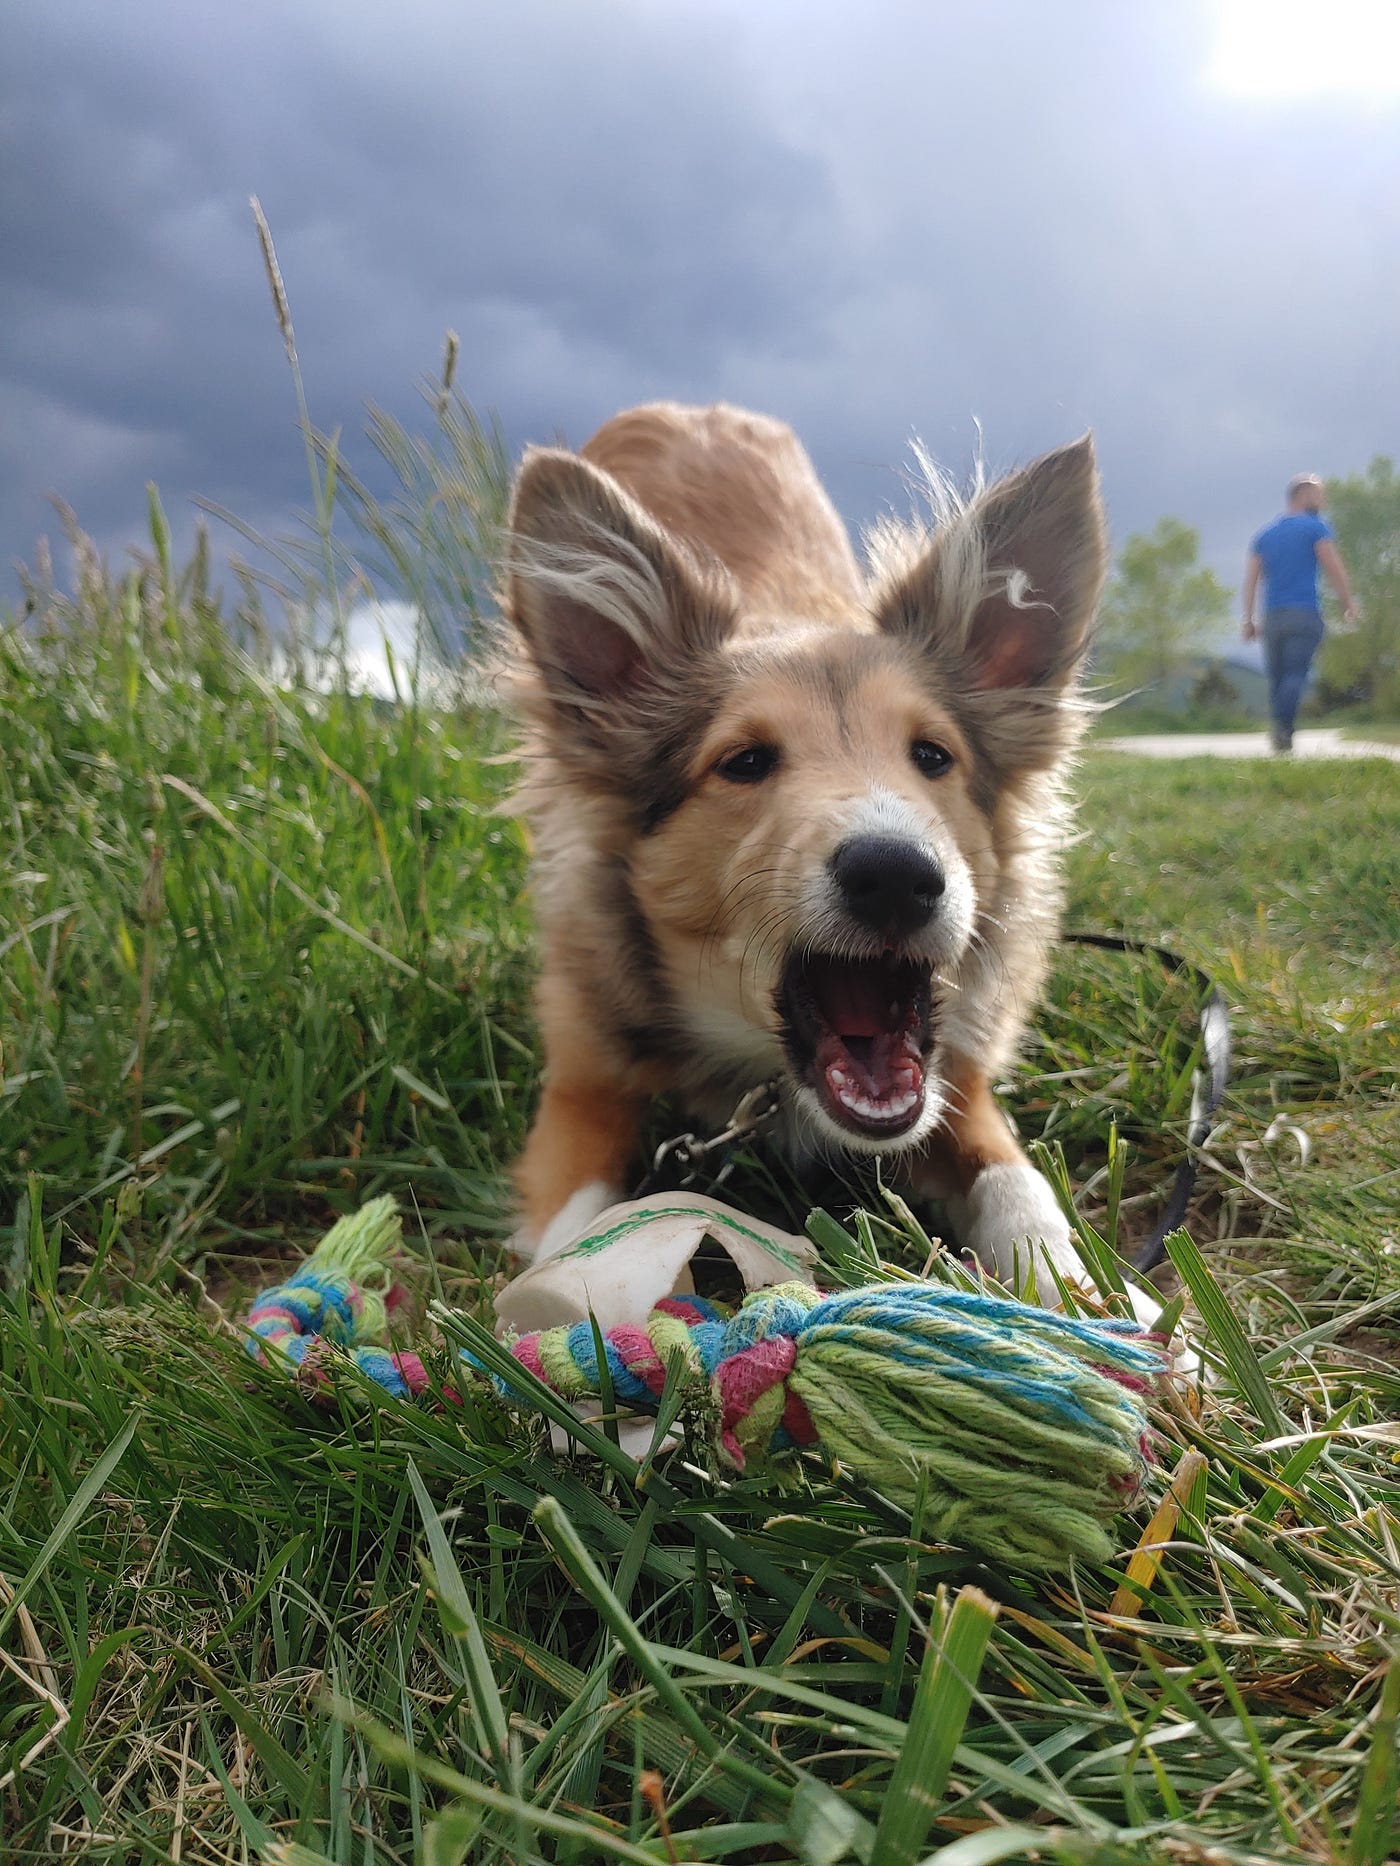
[1336,722,1400,745]
[2,549,1398,1864]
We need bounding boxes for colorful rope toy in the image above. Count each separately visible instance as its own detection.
[243,1196,1166,1568]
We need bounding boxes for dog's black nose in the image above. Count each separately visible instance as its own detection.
[830,835,946,938]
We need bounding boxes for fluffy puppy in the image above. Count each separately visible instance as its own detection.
[503,402,1147,1322]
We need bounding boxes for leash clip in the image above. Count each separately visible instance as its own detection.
[641,1078,783,1193]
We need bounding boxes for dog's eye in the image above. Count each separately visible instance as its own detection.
[716,745,779,784]
[911,739,954,778]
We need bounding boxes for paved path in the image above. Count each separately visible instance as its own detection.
[1098,728,1400,761]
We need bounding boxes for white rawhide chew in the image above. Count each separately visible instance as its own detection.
[498,1192,817,1336]
[498,1193,818,1456]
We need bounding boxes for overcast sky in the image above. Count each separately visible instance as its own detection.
[5,0,1399,623]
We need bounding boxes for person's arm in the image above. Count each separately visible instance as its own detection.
[1316,539,1358,620]
[1241,552,1262,641]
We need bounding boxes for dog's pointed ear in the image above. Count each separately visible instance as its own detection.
[506,447,734,707]
[877,435,1107,703]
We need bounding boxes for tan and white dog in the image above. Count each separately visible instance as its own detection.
[502,402,1158,1327]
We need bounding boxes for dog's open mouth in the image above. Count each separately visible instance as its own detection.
[779,951,933,1141]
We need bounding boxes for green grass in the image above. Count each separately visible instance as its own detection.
[3,542,1398,1864]
[1045,754,1399,1301]
[1334,722,1400,745]
[1,545,534,1265]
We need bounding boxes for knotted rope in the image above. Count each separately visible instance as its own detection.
[244,1196,436,1401]
[242,1197,1166,1567]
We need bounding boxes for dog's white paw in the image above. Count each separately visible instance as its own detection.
[514,1181,617,1267]
[950,1161,1081,1295]
[950,1161,1202,1380]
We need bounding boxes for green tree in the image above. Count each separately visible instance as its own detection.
[1314,456,1400,716]
[1097,517,1231,692]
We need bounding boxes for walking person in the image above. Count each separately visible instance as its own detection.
[1242,474,1357,753]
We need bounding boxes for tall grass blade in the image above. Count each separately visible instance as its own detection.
[1164,1227,1285,1433]
[0,1416,137,1640]
[532,1494,785,1810]
[405,1459,510,1774]
[1350,1655,1400,1866]
[870,1586,1000,1866]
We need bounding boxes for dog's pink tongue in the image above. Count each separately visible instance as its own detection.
[818,1026,923,1105]
[813,965,889,1040]
[809,956,924,1110]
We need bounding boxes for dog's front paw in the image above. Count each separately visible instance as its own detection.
[950,1160,1202,1379]
[951,1160,1082,1296]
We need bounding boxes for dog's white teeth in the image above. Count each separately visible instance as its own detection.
[829,1073,922,1123]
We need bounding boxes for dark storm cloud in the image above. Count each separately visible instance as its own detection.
[698,0,1400,574]
[2,0,846,579]
[4,0,1399,603]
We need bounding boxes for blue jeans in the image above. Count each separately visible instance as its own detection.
[1263,606,1324,738]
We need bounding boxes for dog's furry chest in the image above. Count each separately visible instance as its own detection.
[665,985,788,1124]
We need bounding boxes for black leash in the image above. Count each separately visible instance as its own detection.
[1060,932,1232,1271]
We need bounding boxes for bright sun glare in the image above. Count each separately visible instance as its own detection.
[1209,0,1400,97]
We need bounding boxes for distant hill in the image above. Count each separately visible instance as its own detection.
[1095,648,1270,725]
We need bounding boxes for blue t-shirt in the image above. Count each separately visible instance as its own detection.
[1251,512,1333,613]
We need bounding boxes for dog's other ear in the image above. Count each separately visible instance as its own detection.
[876,437,1106,766]
[506,447,734,708]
